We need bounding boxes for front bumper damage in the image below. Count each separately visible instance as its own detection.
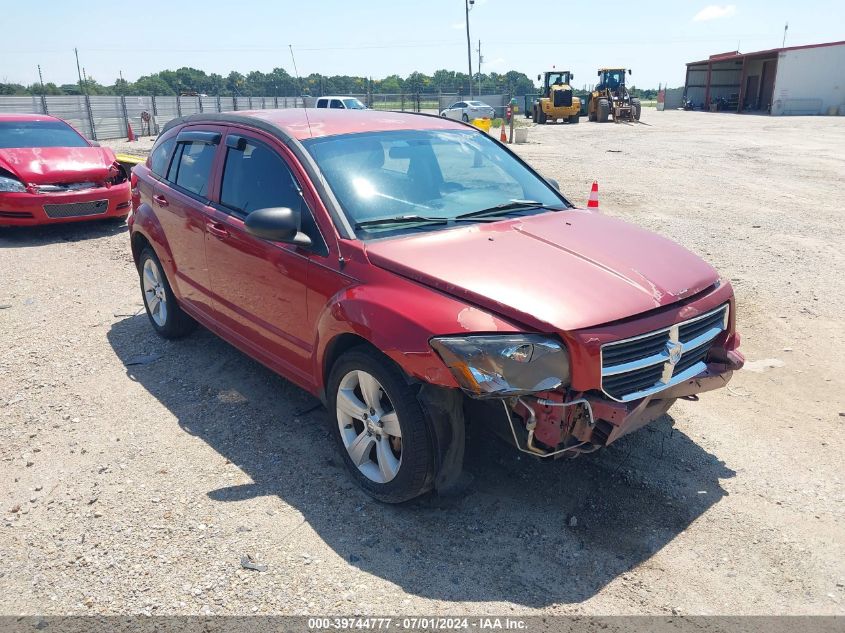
[498,355,744,459]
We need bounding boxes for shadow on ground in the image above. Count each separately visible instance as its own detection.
[107,314,735,607]
[0,219,126,248]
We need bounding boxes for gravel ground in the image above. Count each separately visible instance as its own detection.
[1,110,843,616]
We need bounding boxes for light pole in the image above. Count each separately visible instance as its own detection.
[465,0,475,97]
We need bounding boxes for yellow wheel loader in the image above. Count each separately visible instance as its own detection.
[532,71,581,124]
[587,68,641,123]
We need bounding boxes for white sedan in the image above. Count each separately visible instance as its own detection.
[439,100,496,122]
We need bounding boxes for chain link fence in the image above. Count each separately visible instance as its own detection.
[0,93,509,140]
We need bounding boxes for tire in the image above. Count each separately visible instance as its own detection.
[569,113,580,124]
[461,113,469,122]
[327,347,435,503]
[632,98,642,121]
[538,108,547,124]
[138,246,196,339]
[598,98,610,123]
[532,106,538,124]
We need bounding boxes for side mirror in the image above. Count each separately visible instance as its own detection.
[537,74,541,81]
[628,69,632,75]
[244,207,312,247]
[571,74,575,80]
[597,70,601,77]
[546,178,560,191]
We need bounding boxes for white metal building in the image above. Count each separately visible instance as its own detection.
[684,40,845,115]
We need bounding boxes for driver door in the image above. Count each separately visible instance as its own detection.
[203,129,323,385]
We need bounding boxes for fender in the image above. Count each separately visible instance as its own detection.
[128,189,180,298]
[313,277,523,394]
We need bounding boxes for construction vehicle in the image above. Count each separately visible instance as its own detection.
[532,70,580,124]
[587,68,641,123]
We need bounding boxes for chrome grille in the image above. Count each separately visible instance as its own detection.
[600,304,729,402]
[43,199,109,219]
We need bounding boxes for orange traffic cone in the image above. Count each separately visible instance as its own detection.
[127,121,136,142]
[500,121,508,143]
[587,181,599,210]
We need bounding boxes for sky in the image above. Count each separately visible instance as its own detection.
[1,0,843,90]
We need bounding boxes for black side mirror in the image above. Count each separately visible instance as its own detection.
[547,178,560,191]
[245,207,312,247]
[628,69,632,75]
[571,74,575,80]
[537,74,541,81]
[597,70,601,77]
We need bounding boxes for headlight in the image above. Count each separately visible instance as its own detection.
[0,174,26,193]
[430,334,570,398]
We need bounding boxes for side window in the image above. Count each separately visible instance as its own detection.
[150,137,176,177]
[316,99,328,108]
[454,102,466,109]
[330,99,344,109]
[220,137,303,215]
[170,141,217,196]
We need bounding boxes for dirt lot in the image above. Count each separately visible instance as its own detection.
[1,110,843,616]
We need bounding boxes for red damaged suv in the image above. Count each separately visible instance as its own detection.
[0,114,130,226]
[128,109,743,502]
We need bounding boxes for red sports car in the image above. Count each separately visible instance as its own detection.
[0,114,130,226]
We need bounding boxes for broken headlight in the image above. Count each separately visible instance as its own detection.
[430,334,570,398]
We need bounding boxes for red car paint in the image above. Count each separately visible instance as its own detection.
[129,109,742,451]
[0,114,130,226]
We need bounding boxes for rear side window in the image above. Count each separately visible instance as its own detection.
[150,137,175,177]
[170,141,216,196]
[316,99,328,109]
[220,137,302,215]
[330,99,343,109]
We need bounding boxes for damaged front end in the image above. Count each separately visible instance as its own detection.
[428,312,744,460]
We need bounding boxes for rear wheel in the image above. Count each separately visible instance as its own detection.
[461,113,469,122]
[632,98,642,120]
[328,348,435,503]
[598,98,610,123]
[532,106,538,123]
[538,108,547,124]
[138,247,196,339]
[569,113,580,124]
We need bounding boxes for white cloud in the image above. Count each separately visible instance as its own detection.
[451,21,466,30]
[693,4,737,21]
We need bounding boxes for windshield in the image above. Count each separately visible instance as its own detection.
[343,98,367,110]
[600,70,626,88]
[303,129,567,236]
[548,72,571,86]
[0,120,89,149]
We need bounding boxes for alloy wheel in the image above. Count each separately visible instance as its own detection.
[336,370,402,484]
[142,258,168,327]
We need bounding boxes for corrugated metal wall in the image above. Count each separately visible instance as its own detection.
[46,96,93,138]
[0,95,44,113]
[89,96,126,140]
[771,43,845,115]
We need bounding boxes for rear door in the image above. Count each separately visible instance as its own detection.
[153,126,223,315]
[203,128,327,386]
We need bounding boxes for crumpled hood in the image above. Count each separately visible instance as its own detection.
[365,210,719,332]
[0,146,117,185]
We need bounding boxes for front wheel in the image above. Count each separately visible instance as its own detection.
[138,247,196,339]
[328,348,435,503]
[461,113,469,122]
[631,98,642,120]
[569,113,580,124]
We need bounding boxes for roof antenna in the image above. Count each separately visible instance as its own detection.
[289,44,313,138]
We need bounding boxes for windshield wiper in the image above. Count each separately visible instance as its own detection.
[456,200,560,220]
[355,214,498,229]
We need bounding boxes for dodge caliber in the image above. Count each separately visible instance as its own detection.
[128,109,744,502]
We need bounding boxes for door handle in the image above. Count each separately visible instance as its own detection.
[152,194,168,207]
[206,222,229,239]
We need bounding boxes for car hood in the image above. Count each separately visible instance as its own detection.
[364,210,719,332]
[0,146,117,185]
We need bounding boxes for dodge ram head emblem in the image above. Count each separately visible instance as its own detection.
[666,341,683,366]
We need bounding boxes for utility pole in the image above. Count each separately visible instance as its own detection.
[782,22,788,48]
[465,0,475,98]
[119,69,124,94]
[37,65,45,93]
[74,47,85,95]
[477,40,483,96]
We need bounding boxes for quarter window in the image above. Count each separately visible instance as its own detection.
[220,138,303,215]
[169,141,216,196]
[316,99,328,108]
[150,137,176,177]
